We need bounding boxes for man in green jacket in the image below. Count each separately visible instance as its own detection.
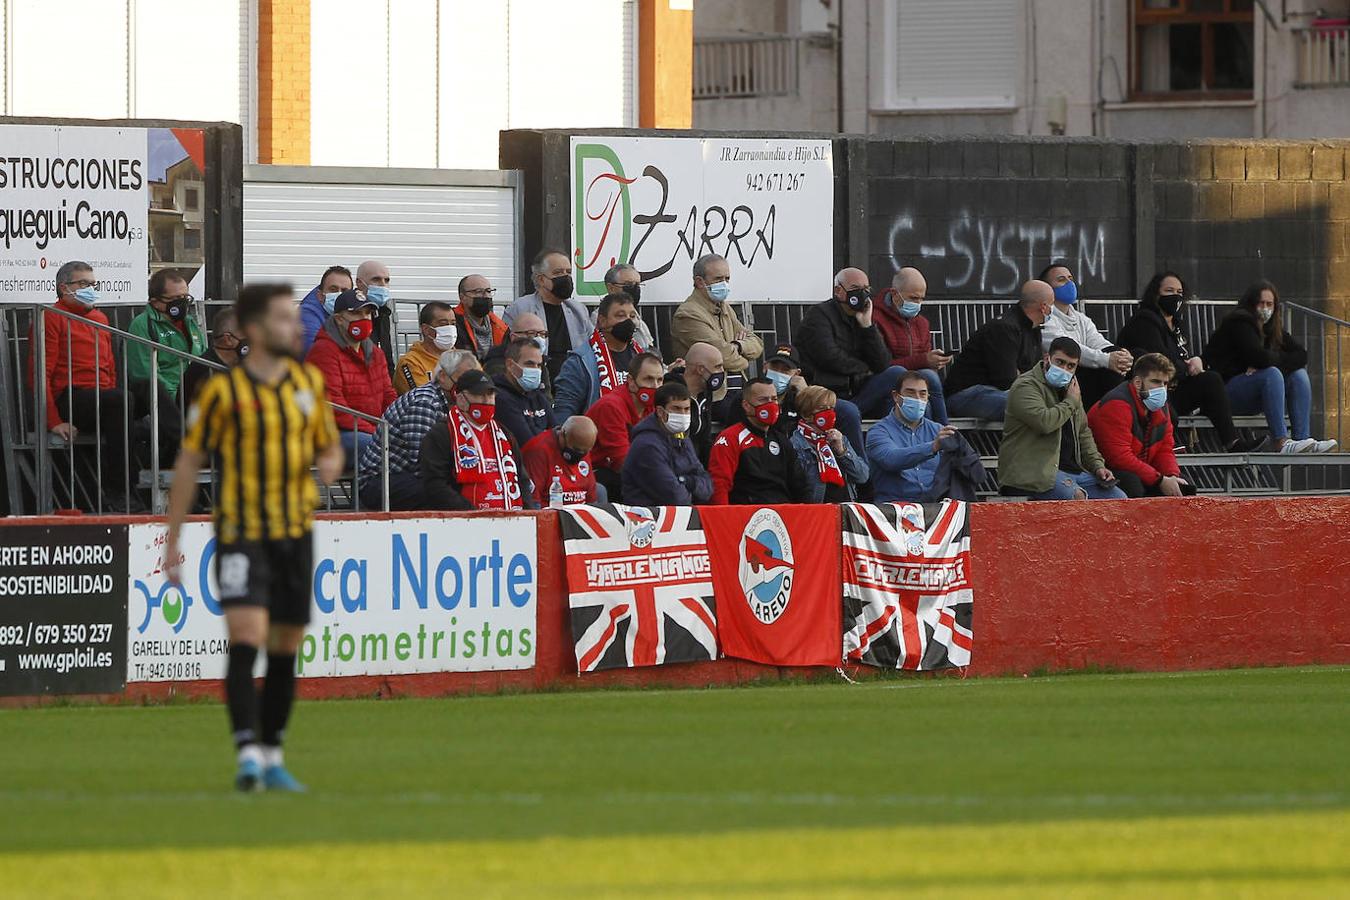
[998,336,1126,501]
[128,269,206,397]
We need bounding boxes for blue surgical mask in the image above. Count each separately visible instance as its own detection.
[1045,363,1074,389]
[706,281,731,303]
[323,291,340,315]
[1143,385,1168,412]
[899,300,922,319]
[533,336,549,357]
[365,285,390,307]
[1053,281,1078,305]
[898,396,927,423]
[765,369,791,394]
[73,286,99,307]
[517,365,543,392]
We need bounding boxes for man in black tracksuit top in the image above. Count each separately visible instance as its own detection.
[944,282,1054,420]
[708,377,811,504]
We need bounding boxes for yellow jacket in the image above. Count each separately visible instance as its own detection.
[394,342,442,395]
[669,289,763,374]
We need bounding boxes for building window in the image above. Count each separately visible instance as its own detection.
[1133,0,1254,99]
[185,188,200,211]
[878,0,1019,111]
[184,230,201,251]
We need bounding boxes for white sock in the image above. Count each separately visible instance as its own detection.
[261,745,284,769]
[237,743,263,768]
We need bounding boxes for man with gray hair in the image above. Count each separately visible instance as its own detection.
[504,248,592,381]
[357,348,479,510]
[670,253,762,374]
[355,260,397,377]
[596,262,656,350]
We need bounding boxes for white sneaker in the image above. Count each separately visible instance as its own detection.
[1310,439,1339,453]
[1279,438,1318,454]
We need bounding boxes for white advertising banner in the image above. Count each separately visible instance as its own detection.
[570,136,833,303]
[126,517,538,682]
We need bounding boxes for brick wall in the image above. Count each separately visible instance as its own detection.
[257,0,310,165]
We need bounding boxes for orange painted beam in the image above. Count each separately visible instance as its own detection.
[256,0,311,164]
[639,0,693,129]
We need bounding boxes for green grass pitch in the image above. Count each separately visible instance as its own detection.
[1,666,1347,898]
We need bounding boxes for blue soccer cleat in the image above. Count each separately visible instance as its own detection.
[263,764,307,793]
[234,757,263,793]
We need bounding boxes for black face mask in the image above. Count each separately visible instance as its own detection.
[844,287,871,310]
[706,371,726,393]
[550,274,574,300]
[1158,294,1183,317]
[610,319,637,344]
[469,296,494,318]
[162,299,188,322]
[560,443,585,465]
[622,283,641,305]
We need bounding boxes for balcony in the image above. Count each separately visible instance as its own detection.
[693,34,804,100]
[1294,23,1350,88]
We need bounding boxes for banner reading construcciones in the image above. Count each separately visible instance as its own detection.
[571,135,833,303]
[126,517,538,682]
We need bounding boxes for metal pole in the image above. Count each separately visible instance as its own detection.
[66,319,75,508]
[33,305,51,514]
[122,349,131,509]
[380,420,390,511]
[350,422,360,511]
[150,346,160,510]
[94,326,102,514]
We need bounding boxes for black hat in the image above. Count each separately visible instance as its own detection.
[766,343,800,368]
[455,369,496,395]
[333,289,376,314]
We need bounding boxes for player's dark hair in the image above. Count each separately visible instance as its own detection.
[236,283,294,329]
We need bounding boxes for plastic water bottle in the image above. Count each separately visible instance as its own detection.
[549,475,564,509]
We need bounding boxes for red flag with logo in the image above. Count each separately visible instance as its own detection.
[699,504,841,666]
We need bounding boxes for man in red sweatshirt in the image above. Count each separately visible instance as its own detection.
[305,289,397,468]
[872,267,952,422]
[1087,352,1196,498]
[583,352,664,503]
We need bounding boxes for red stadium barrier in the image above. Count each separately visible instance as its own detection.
[3,496,1348,705]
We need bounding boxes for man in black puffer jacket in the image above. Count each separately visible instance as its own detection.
[795,267,905,419]
[944,281,1054,421]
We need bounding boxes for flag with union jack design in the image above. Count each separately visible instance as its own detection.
[841,501,973,670]
[560,503,718,672]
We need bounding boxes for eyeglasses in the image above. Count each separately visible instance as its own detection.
[514,330,548,340]
[68,279,100,289]
[160,294,194,303]
[464,288,497,298]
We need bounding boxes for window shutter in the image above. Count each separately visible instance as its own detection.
[886,0,1019,110]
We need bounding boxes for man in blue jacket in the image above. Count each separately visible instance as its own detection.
[492,337,555,447]
[867,371,986,503]
[553,293,647,420]
[622,382,713,507]
[300,264,354,356]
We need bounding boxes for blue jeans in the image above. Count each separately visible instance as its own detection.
[1225,367,1310,440]
[1029,470,1128,501]
[946,385,1009,421]
[340,430,375,472]
[850,366,949,423]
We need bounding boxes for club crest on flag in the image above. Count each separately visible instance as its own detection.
[623,508,657,548]
[738,508,794,624]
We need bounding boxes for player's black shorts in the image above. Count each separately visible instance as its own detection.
[214,535,314,625]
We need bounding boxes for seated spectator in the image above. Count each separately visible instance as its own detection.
[504,249,592,380]
[419,370,534,510]
[664,341,728,464]
[356,260,397,377]
[484,312,550,386]
[623,382,713,507]
[299,264,354,356]
[670,253,763,374]
[454,274,509,360]
[1040,262,1131,408]
[797,267,948,424]
[584,352,665,502]
[945,280,1053,421]
[1202,279,1336,453]
[553,293,647,421]
[358,349,478,510]
[1087,353,1197,498]
[998,337,1126,500]
[597,263,656,350]
[708,377,810,505]
[394,301,457,395]
[305,289,397,467]
[181,307,246,408]
[789,385,869,503]
[523,416,601,507]
[872,266,953,412]
[493,337,555,447]
[866,372,986,503]
[763,343,865,461]
[128,268,206,399]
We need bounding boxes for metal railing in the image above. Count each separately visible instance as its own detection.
[693,34,803,100]
[1294,25,1350,88]
[1,304,394,516]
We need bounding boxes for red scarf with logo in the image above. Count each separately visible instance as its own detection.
[448,406,522,510]
[589,328,644,398]
[797,420,845,486]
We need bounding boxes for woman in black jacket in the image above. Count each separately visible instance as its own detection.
[1116,272,1251,452]
[1201,279,1336,453]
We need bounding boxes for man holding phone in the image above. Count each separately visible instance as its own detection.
[997,336,1125,500]
[873,266,952,421]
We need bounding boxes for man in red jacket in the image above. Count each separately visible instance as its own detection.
[522,415,600,506]
[1087,352,1195,498]
[583,352,664,503]
[872,267,952,421]
[305,289,397,467]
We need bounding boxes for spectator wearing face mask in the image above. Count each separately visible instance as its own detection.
[299,264,354,356]
[523,415,601,507]
[584,352,665,503]
[945,280,1055,421]
[128,268,206,398]
[484,312,553,393]
[504,249,592,380]
[664,341,729,464]
[419,370,535,511]
[454,274,509,360]
[872,267,953,412]
[181,307,248,408]
[597,263,656,351]
[708,377,811,505]
[789,385,869,503]
[356,260,397,377]
[493,337,556,447]
[622,381,713,507]
[761,343,865,462]
[394,301,457,395]
[1039,261,1132,409]
[305,289,397,467]
[670,253,762,374]
[553,293,648,421]
[1087,353,1196,498]
[867,372,986,503]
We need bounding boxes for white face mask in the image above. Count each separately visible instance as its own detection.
[432,324,457,350]
[1257,307,1273,323]
[664,412,691,435]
